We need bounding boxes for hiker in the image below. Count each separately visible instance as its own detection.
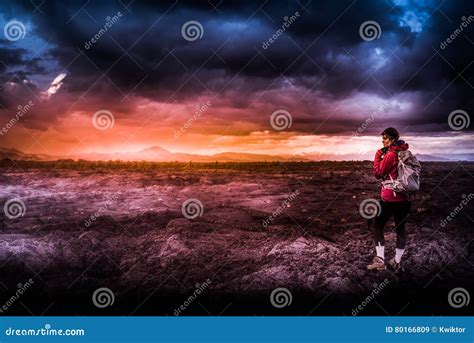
[367,127,413,272]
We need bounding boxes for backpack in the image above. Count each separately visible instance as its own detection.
[381,150,421,193]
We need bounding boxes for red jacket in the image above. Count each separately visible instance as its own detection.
[373,141,409,202]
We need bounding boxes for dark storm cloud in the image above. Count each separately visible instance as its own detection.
[0,0,472,134]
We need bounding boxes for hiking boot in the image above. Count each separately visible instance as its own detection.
[367,256,386,270]
[388,258,403,273]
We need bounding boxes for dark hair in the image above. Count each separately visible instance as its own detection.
[381,127,399,141]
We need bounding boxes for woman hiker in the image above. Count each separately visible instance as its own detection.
[367,127,411,273]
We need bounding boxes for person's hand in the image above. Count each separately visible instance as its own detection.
[375,149,383,160]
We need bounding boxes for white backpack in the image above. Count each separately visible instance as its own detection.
[381,150,421,193]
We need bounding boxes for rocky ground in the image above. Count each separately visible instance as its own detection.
[0,161,472,315]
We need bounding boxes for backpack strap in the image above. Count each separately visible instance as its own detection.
[382,150,399,180]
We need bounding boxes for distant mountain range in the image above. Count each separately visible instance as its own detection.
[0,146,472,162]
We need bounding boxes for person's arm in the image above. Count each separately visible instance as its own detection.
[374,149,397,179]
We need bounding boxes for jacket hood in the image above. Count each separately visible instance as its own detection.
[389,139,409,152]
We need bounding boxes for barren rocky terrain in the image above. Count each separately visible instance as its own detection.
[0,161,472,315]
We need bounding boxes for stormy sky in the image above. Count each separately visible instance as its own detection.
[0,0,472,157]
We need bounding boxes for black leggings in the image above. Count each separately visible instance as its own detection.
[374,200,411,249]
